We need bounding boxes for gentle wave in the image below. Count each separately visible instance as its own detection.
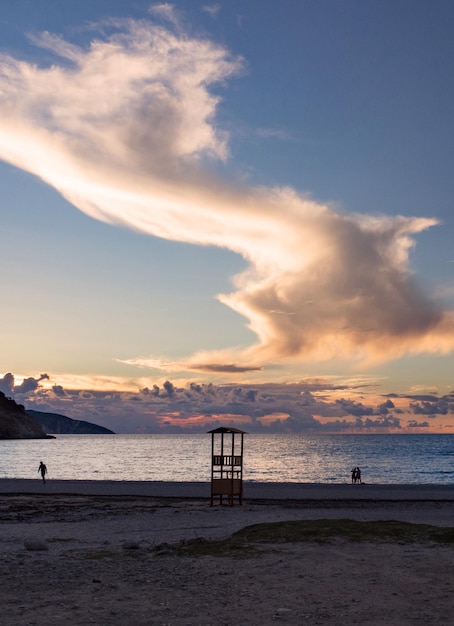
[0,433,452,484]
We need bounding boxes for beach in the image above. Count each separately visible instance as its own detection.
[0,480,453,625]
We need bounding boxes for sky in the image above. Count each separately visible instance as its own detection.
[1,0,454,433]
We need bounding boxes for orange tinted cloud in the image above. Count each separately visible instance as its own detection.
[0,16,453,374]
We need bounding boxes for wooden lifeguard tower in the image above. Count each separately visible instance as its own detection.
[208,426,247,506]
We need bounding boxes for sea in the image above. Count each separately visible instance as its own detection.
[0,433,452,484]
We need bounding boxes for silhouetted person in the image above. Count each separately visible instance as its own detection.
[356,467,362,484]
[38,461,47,484]
[351,467,362,484]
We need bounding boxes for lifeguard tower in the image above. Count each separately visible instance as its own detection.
[208,426,247,506]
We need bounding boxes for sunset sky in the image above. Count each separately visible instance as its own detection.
[1,1,454,433]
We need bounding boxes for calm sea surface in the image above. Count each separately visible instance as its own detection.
[0,434,452,484]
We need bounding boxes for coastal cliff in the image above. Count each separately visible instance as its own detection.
[0,393,51,439]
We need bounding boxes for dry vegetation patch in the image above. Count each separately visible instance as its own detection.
[177,518,454,557]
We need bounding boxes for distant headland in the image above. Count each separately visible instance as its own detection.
[0,391,114,439]
[26,410,114,435]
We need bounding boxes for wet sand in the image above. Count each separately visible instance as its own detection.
[1,478,454,500]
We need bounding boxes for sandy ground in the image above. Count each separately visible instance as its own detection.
[0,481,453,625]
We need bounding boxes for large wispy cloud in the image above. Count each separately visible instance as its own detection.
[1,10,453,374]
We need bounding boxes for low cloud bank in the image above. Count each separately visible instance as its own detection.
[1,372,452,434]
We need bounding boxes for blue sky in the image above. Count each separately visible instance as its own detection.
[0,1,454,433]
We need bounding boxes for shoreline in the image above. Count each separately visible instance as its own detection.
[0,478,453,500]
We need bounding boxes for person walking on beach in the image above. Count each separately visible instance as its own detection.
[38,461,47,484]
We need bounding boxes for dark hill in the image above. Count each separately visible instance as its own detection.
[26,410,115,435]
[0,392,51,439]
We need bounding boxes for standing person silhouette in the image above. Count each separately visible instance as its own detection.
[356,467,362,484]
[38,461,47,484]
